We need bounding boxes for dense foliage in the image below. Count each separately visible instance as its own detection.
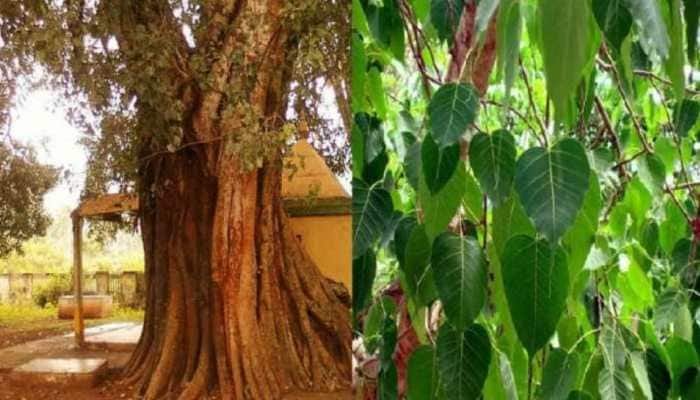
[0,208,144,274]
[0,140,58,257]
[352,1,700,399]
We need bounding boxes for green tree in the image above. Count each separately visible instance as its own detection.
[1,1,351,399]
[0,140,59,257]
[353,0,700,399]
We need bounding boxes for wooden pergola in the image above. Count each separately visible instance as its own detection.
[71,194,138,347]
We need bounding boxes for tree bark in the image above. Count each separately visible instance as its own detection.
[121,2,352,399]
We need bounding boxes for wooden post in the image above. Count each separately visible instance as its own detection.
[72,213,85,347]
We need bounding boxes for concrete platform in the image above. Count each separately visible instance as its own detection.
[0,323,141,373]
[9,358,108,388]
[85,323,141,351]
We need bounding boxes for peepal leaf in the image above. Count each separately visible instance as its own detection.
[539,0,599,118]
[592,0,633,52]
[353,179,394,258]
[428,83,480,148]
[501,235,569,355]
[436,323,492,400]
[431,0,466,43]
[468,130,517,207]
[432,232,487,330]
[515,139,591,244]
[422,133,460,194]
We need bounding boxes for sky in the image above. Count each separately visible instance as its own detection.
[10,89,87,213]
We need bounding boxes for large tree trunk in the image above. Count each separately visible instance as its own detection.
[121,1,352,398]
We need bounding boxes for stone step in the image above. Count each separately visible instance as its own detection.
[9,358,108,388]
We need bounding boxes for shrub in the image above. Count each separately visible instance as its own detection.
[32,274,71,308]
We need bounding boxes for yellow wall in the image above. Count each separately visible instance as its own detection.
[289,214,351,292]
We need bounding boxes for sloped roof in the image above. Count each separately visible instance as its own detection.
[75,141,350,218]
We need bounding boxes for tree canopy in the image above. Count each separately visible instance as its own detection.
[352,0,700,399]
[0,140,58,257]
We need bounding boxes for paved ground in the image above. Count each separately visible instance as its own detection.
[0,322,139,372]
[0,323,352,399]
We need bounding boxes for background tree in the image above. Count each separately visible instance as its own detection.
[0,1,351,399]
[353,0,700,399]
[0,140,59,257]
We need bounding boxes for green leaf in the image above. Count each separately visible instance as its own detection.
[665,337,699,396]
[637,154,666,195]
[353,179,394,258]
[514,138,591,244]
[492,193,536,256]
[420,161,467,240]
[468,130,517,207]
[436,323,492,400]
[684,0,700,64]
[428,83,480,148]
[353,249,376,320]
[422,132,460,194]
[630,351,653,400]
[351,33,368,113]
[675,99,700,137]
[655,288,688,330]
[432,232,487,330]
[539,0,599,119]
[540,349,580,400]
[646,349,672,400]
[404,225,438,306]
[498,352,520,400]
[567,391,594,400]
[599,325,633,400]
[367,67,389,119]
[563,174,602,290]
[598,365,633,400]
[663,0,685,101]
[407,345,439,400]
[404,141,422,189]
[431,0,466,43]
[501,235,569,355]
[379,361,399,400]
[623,0,670,60]
[496,0,522,100]
[592,0,633,52]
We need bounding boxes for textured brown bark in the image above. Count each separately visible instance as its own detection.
[121,2,352,399]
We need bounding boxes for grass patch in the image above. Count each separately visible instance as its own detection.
[0,303,143,330]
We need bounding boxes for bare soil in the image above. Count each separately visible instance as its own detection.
[0,371,351,400]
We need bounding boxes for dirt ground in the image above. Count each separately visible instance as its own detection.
[0,372,352,400]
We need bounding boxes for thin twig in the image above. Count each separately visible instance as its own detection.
[519,58,548,147]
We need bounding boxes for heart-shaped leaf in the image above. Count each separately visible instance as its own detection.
[353,249,376,321]
[404,225,438,306]
[436,323,492,400]
[432,232,487,330]
[422,133,460,194]
[419,161,467,240]
[515,138,591,244]
[428,83,480,148]
[353,179,394,258]
[501,235,569,355]
[407,345,439,400]
[592,0,633,52]
[468,130,517,207]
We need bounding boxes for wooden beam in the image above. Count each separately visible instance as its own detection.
[76,194,138,218]
[72,213,84,347]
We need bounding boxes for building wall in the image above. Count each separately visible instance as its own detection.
[289,214,352,292]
